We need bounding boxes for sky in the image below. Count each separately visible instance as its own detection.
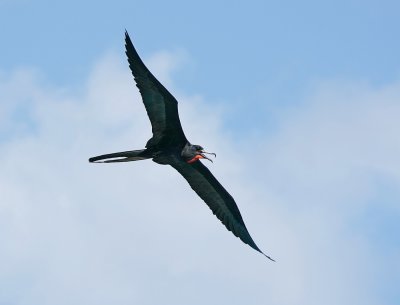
[1,0,400,304]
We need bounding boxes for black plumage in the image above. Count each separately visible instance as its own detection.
[89,31,274,261]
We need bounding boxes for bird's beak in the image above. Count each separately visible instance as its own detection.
[200,150,216,163]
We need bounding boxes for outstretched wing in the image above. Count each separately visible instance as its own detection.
[125,31,187,148]
[161,154,274,260]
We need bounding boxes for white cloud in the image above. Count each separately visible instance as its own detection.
[0,51,399,305]
[259,80,400,208]
[250,79,400,305]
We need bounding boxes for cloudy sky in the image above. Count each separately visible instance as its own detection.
[1,1,399,304]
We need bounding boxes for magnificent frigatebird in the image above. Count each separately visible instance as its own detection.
[89,31,274,261]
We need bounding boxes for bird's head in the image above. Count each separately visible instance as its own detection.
[182,144,216,164]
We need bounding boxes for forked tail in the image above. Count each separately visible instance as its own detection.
[89,149,151,163]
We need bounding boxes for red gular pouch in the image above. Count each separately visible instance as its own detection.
[187,154,205,164]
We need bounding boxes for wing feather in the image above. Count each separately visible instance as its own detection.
[125,31,187,148]
[162,154,274,260]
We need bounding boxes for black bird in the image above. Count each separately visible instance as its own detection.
[89,31,274,261]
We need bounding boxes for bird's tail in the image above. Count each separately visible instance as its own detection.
[89,149,151,163]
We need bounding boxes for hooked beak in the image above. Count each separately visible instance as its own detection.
[199,150,216,163]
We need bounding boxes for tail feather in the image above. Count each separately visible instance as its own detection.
[89,149,151,163]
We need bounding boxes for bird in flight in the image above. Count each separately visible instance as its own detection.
[89,31,274,261]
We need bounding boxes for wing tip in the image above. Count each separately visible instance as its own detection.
[124,30,131,45]
[124,30,139,61]
[236,229,275,262]
[261,251,276,262]
[253,243,275,262]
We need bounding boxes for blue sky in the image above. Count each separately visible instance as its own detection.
[1,1,400,304]
[3,0,399,132]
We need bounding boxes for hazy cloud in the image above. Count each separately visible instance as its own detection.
[0,52,399,305]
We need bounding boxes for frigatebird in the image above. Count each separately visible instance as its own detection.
[89,31,274,261]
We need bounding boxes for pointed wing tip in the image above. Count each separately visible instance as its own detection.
[251,242,275,262]
[124,30,136,58]
[125,31,131,44]
[124,30,133,48]
[255,246,275,262]
[262,252,276,262]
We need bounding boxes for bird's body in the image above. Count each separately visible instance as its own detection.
[89,31,274,261]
